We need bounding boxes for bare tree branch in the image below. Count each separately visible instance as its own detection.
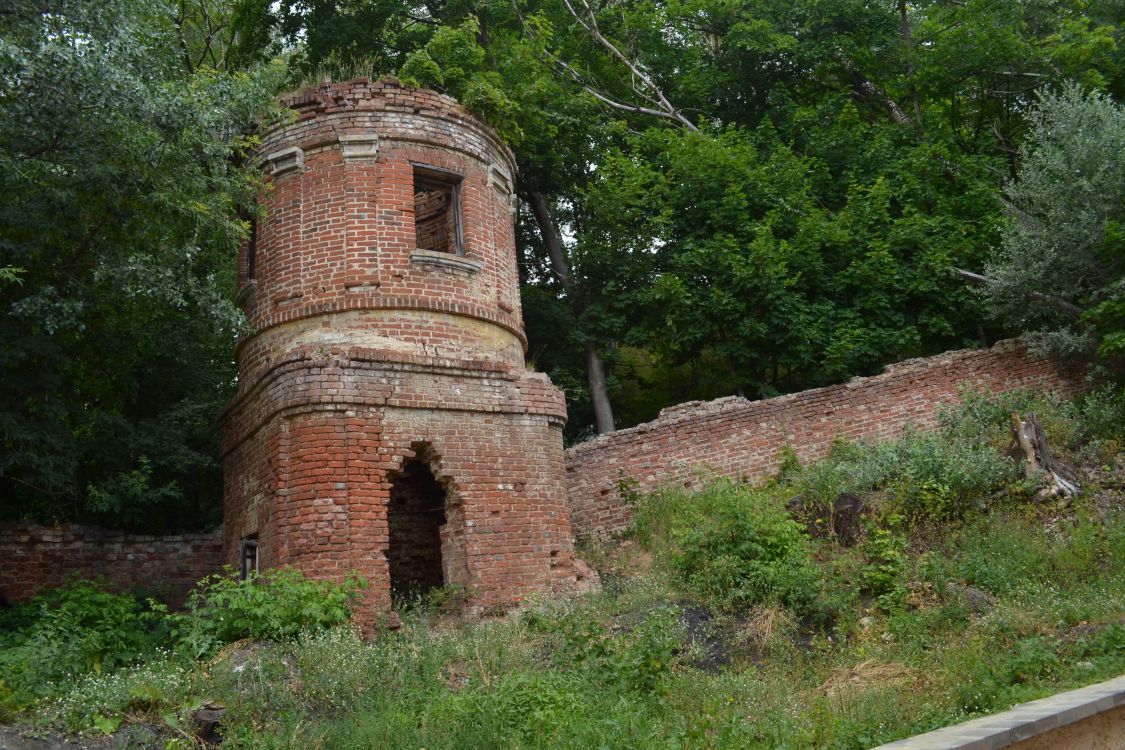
[559,0,699,131]
[898,0,923,128]
[173,0,194,74]
[406,13,442,26]
[193,0,220,69]
[554,59,700,125]
[853,77,912,126]
[953,267,1084,318]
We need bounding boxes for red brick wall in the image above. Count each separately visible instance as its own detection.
[565,340,1082,537]
[220,349,578,614]
[0,523,222,605]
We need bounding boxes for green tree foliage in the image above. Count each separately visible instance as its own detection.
[0,0,281,529]
[579,117,1002,398]
[229,0,434,73]
[984,84,1125,367]
[556,0,1122,416]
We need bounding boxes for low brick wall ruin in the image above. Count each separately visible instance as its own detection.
[565,340,1082,537]
[0,523,223,605]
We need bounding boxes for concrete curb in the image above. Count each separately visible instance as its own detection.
[869,675,1125,750]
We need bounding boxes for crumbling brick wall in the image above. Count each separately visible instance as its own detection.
[0,523,222,605]
[565,340,1082,537]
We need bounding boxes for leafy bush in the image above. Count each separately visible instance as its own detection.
[546,605,682,692]
[637,481,821,614]
[782,385,1125,528]
[0,568,366,719]
[984,84,1125,363]
[1075,385,1125,444]
[0,581,162,708]
[788,425,1017,525]
[165,567,366,659]
[1003,637,1060,684]
[940,388,1079,454]
[861,517,909,610]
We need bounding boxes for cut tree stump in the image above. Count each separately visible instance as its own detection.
[1010,411,1080,500]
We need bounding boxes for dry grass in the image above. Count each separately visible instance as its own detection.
[738,604,796,648]
[819,659,916,697]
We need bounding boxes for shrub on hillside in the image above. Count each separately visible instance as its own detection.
[939,388,1079,452]
[636,481,821,614]
[0,581,162,712]
[787,427,1017,525]
[163,567,366,659]
[0,569,366,714]
[860,517,909,610]
[1074,385,1125,446]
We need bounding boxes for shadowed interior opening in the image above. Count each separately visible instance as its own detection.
[413,166,463,255]
[388,460,446,599]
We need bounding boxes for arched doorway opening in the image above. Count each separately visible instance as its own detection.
[387,458,447,599]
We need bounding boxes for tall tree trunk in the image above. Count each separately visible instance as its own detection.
[527,190,616,433]
[898,0,924,129]
[584,341,616,433]
[528,191,570,285]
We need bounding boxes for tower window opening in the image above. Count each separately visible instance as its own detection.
[388,460,447,600]
[412,165,463,255]
[239,535,259,580]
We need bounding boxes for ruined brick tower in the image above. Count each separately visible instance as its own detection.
[219,78,580,613]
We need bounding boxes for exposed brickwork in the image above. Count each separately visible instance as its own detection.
[222,78,579,618]
[0,523,222,605]
[236,77,525,373]
[565,340,1082,537]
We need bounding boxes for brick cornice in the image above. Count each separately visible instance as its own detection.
[234,297,528,361]
[219,348,566,457]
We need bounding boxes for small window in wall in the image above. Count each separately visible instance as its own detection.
[239,536,259,580]
[413,165,463,255]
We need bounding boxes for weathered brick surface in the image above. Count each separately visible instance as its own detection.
[0,523,222,605]
[565,340,1082,537]
[222,78,578,618]
[234,76,526,387]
